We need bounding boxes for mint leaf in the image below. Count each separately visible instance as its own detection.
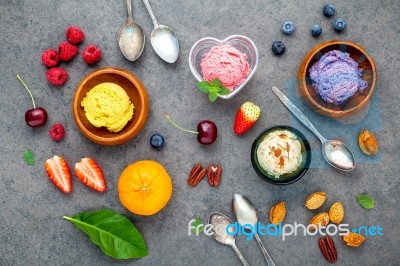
[196,81,211,93]
[211,78,221,87]
[192,218,204,234]
[209,92,218,102]
[23,149,35,166]
[357,194,375,209]
[218,86,231,95]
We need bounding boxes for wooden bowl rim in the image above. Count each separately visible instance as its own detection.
[299,40,377,116]
[72,67,149,146]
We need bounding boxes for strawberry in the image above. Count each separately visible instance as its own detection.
[233,102,261,135]
[44,156,72,193]
[75,158,106,192]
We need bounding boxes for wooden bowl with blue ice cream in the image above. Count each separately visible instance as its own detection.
[298,40,377,118]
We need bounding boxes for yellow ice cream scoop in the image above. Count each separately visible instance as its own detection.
[81,82,134,133]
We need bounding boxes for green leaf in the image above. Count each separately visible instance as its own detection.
[23,149,35,166]
[209,91,218,102]
[196,81,211,93]
[211,78,221,87]
[357,194,375,209]
[64,209,148,259]
[192,218,204,234]
[218,86,231,95]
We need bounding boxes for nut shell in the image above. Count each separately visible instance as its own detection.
[269,202,286,225]
[305,192,327,210]
[341,232,365,247]
[358,129,378,155]
[329,202,344,224]
[309,212,330,229]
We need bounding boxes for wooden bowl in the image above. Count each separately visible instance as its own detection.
[72,67,149,146]
[298,40,377,118]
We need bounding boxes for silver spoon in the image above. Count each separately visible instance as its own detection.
[209,212,250,266]
[271,86,355,171]
[118,0,145,61]
[232,194,276,266]
[142,0,179,63]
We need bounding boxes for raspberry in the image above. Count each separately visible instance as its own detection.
[66,26,85,45]
[41,49,60,67]
[46,67,68,86]
[59,42,78,62]
[82,45,102,65]
[49,124,65,141]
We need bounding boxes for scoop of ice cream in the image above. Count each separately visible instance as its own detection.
[81,82,134,133]
[200,44,251,91]
[309,50,368,104]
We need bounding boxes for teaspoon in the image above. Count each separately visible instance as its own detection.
[272,86,355,171]
[118,0,145,61]
[142,0,179,63]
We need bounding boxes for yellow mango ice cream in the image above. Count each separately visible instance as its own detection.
[81,83,134,133]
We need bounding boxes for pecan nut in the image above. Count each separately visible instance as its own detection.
[188,164,206,187]
[319,236,337,263]
[207,163,222,187]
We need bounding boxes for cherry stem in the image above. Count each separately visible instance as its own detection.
[17,74,36,108]
[164,113,199,135]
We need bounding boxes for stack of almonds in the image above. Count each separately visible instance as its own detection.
[305,191,365,263]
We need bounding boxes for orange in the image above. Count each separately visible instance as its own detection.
[118,160,173,216]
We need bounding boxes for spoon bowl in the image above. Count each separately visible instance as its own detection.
[118,0,145,61]
[143,0,179,63]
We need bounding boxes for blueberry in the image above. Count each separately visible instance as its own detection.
[272,41,286,55]
[150,133,165,149]
[323,4,336,17]
[311,25,322,37]
[333,18,346,32]
[281,21,295,35]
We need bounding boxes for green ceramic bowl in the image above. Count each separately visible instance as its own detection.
[251,126,311,185]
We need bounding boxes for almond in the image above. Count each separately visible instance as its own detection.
[305,192,327,210]
[309,212,329,229]
[358,129,378,155]
[329,202,344,224]
[269,202,286,225]
[341,232,365,247]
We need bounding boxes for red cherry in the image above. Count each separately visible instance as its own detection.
[164,114,218,145]
[197,120,217,145]
[25,107,48,127]
[17,75,48,128]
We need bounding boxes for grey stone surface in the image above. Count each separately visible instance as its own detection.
[1,0,399,265]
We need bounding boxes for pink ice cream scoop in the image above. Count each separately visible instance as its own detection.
[200,45,251,91]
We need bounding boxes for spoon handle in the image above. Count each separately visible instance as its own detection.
[272,86,325,142]
[254,235,275,266]
[142,0,160,27]
[126,0,133,21]
[231,243,251,266]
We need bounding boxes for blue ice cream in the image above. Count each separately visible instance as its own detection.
[309,50,368,104]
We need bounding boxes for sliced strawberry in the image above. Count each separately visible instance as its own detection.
[44,156,72,193]
[234,102,261,135]
[75,158,106,192]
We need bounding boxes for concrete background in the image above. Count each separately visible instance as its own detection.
[1,0,399,265]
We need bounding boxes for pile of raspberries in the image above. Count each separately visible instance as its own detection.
[42,26,102,86]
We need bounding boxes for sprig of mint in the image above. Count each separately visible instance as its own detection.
[23,149,35,166]
[196,78,230,102]
[192,217,204,234]
[357,194,375,209]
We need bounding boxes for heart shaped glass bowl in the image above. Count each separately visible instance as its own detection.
[189,35,258,99]
[251,126,311,185]
[72,67,149,146]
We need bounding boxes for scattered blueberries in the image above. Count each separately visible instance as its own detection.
[282,21,295,35]
[323,4,336,17]
[333,18,347,32]
[311,25,322,37]
[272,41,286,55]
[150,133,165,149]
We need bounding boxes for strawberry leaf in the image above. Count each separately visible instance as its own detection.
[23,149,35,166]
